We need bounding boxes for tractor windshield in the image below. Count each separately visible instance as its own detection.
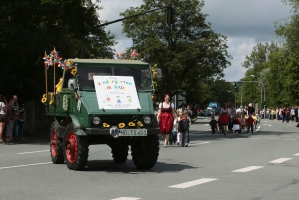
[77,66,152,90]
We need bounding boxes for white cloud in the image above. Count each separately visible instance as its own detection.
[98,0,291,81]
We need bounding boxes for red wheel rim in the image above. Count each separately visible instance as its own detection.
[50,129,58,157]
[65,131,77,163]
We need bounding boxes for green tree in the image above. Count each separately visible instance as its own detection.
[120,0,231,100]
[0,0,117,100]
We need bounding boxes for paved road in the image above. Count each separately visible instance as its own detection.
[1,117,299,200]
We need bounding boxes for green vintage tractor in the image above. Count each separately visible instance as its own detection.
[45,59,161,170]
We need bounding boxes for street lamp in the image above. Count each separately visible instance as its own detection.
[250,75,263,103]
[226,90,236,108]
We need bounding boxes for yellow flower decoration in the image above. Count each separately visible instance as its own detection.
[103,123,110,128]
[137,121,143,127]
[41,97,47,103]
[150,67,157,72]
[128,122,135,127]
[153,72,158,78]
[43,94,46,98]
[49,99,54,105]
[71,68,77,76]
[118,123,125,129]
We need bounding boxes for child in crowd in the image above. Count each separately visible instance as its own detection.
[252,113,257,129]
[241,114,246,130]
[232,116,241,134]
[256,114,261,127]
[178,110,190,147]
[169,110,179,145]
[246,114,254,134]
[209,116,217,135]
[176,109,183,146]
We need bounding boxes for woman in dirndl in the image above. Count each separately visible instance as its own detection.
[219,103,229,135]
[156,93,177,147]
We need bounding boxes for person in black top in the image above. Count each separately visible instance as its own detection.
[247,103,255,116]
[178,111,190,147]
[209,116,217,135]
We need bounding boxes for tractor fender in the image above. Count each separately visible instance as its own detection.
[65,114,87,136]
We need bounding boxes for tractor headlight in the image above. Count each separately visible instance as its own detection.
[91,116,101,125]
[142,116,151,125]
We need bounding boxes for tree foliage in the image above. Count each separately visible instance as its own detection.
[120,0,231,101]
[240,0,299,108]
[0,0,116,100]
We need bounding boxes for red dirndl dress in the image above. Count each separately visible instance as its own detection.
[219,110,229,125]
[159,104,174,134]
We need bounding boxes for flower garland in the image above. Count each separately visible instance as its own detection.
[115,50,140,60]
[43,48,60,69]
[115,121,144,129]
[41,94,47,104]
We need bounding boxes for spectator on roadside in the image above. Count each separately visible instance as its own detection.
[18,104,26,141]
[276,108,279,121]
[291,107,295,123]
[0,94,7,144]
[285,107,290,123]
[281,108,286,123]
[5,96,15,142]
[12,95,19,140]
[295,106,298,124]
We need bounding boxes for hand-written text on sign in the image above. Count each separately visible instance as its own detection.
[93,76,141,109]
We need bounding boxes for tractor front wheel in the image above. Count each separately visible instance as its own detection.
[131,135,159,169]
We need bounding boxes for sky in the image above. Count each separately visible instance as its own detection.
[98,0,291,81]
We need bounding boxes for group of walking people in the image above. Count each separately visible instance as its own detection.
[0,94,26,144]
[156,93,191,148]
[211,102,259,135]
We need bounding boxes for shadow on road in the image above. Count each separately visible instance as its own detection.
[84,159,198,173]
[188,128,299,142]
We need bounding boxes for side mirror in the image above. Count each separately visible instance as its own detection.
[68,78,77,90]
[157,68,162,78]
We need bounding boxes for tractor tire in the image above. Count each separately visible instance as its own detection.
[63,123,89,170]
[50,123,64,164]
[111,145,129,163]
[131,135,159,169]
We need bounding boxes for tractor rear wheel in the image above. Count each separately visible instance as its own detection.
[50,123,64,164]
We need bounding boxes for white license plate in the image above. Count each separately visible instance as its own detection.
[118,129,147,136]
